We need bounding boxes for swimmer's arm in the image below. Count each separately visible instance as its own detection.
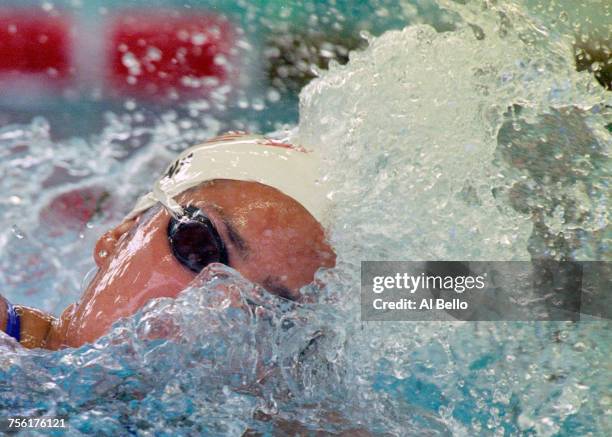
[0,294,56,349]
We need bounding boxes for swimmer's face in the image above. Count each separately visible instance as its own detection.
[58,180,335,347]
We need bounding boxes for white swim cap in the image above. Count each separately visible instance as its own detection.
[126,133,330,224]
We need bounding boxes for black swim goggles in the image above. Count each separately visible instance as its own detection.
[167,205,228,273]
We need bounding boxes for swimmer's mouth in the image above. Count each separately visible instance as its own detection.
[167,205,228,273]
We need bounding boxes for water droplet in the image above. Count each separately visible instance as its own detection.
[124,100,137,111]
[251,98,265,111]
[11,225,25,239]
[359,30,373,43]
[145,46,162,62]
[267,88,281,103]
[122,52,142,76]
[191,33,207,46]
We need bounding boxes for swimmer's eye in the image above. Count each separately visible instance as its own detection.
[167,205,228,273]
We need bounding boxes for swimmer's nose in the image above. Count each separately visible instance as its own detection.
[93,219,135,267]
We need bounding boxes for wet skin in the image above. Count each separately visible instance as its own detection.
[44,179,335,349]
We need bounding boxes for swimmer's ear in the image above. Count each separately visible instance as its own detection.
[93,217,137,267]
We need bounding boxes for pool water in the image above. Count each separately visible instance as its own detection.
[0,1,610,436]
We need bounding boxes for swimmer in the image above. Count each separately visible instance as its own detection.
[0,133,336,349]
